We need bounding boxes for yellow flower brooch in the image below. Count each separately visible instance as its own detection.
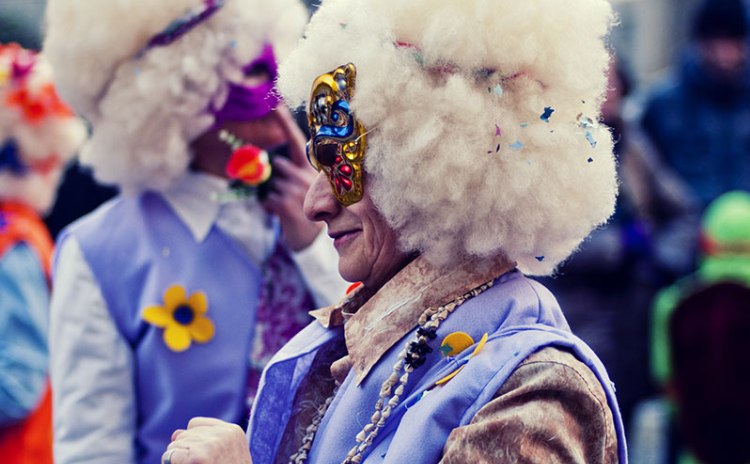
[142,284,215,352]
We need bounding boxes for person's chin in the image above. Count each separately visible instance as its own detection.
[338,258,367,284]
[336,247,367,281]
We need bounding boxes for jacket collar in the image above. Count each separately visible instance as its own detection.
[310,255,515,384]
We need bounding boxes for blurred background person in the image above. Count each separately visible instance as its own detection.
[541,56,699,432]
[629,190,750,464]
[0,43,86,464]
[0,0,117,238]
[638,0,750,283]
[640,0,750,211]
[43,0,347,462]
[664,282,750,464]
[624,0,750,456]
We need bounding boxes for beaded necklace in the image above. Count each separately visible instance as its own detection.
[288,279,495,464]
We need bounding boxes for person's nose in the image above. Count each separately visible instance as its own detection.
[304,171,340,222]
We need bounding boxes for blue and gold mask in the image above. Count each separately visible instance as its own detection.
[307,63,367,206]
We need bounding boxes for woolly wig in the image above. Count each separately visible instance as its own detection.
[279,0,618,275]
[0,44,86,213]
[43,0,307,193]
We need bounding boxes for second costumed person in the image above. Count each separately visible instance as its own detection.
[43,0,348,463]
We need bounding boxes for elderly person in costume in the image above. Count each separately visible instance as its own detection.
[165,0,626,462]
[0,43,86,464]
[43,0,347,463]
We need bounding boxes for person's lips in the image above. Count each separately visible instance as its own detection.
[329,229,361,249]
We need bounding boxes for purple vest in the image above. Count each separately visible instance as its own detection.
[249,271,628,463]
[60,193,263,464]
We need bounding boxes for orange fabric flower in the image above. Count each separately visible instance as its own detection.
[225,145,272,186]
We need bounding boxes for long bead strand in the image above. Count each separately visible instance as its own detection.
[288,280,494,464]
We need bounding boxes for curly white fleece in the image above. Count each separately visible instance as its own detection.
[44,0,307,193]
[0,51,86,213]
[278,0,618,275]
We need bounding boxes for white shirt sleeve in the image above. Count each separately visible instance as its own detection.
[49,237,136,464]
[292,230,349,308]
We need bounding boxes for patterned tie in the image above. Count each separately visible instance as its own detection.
[245,239,316,413]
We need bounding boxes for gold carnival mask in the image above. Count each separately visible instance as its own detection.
[307,63,367,206]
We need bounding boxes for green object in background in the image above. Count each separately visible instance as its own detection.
[651,190,750,387]
[699,190,750,283]
[647,190,750,464]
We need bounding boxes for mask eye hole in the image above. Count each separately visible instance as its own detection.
[316,143,339,167]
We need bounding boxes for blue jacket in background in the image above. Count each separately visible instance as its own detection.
[641,49,750,208]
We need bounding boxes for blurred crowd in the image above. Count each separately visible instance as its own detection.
[545,0,750,462]
[1,0,749,463]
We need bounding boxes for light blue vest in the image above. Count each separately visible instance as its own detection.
[59,193,264,464]
[249,271,627,463]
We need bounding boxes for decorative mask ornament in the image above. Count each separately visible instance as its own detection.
[307,63,367,206]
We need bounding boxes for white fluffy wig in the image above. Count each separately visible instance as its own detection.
[279,0,618,275]
[43,0,307,193]
[0,44,86,214]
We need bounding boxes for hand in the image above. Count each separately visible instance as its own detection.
[163,417,252,464]
[262,106,323,251]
